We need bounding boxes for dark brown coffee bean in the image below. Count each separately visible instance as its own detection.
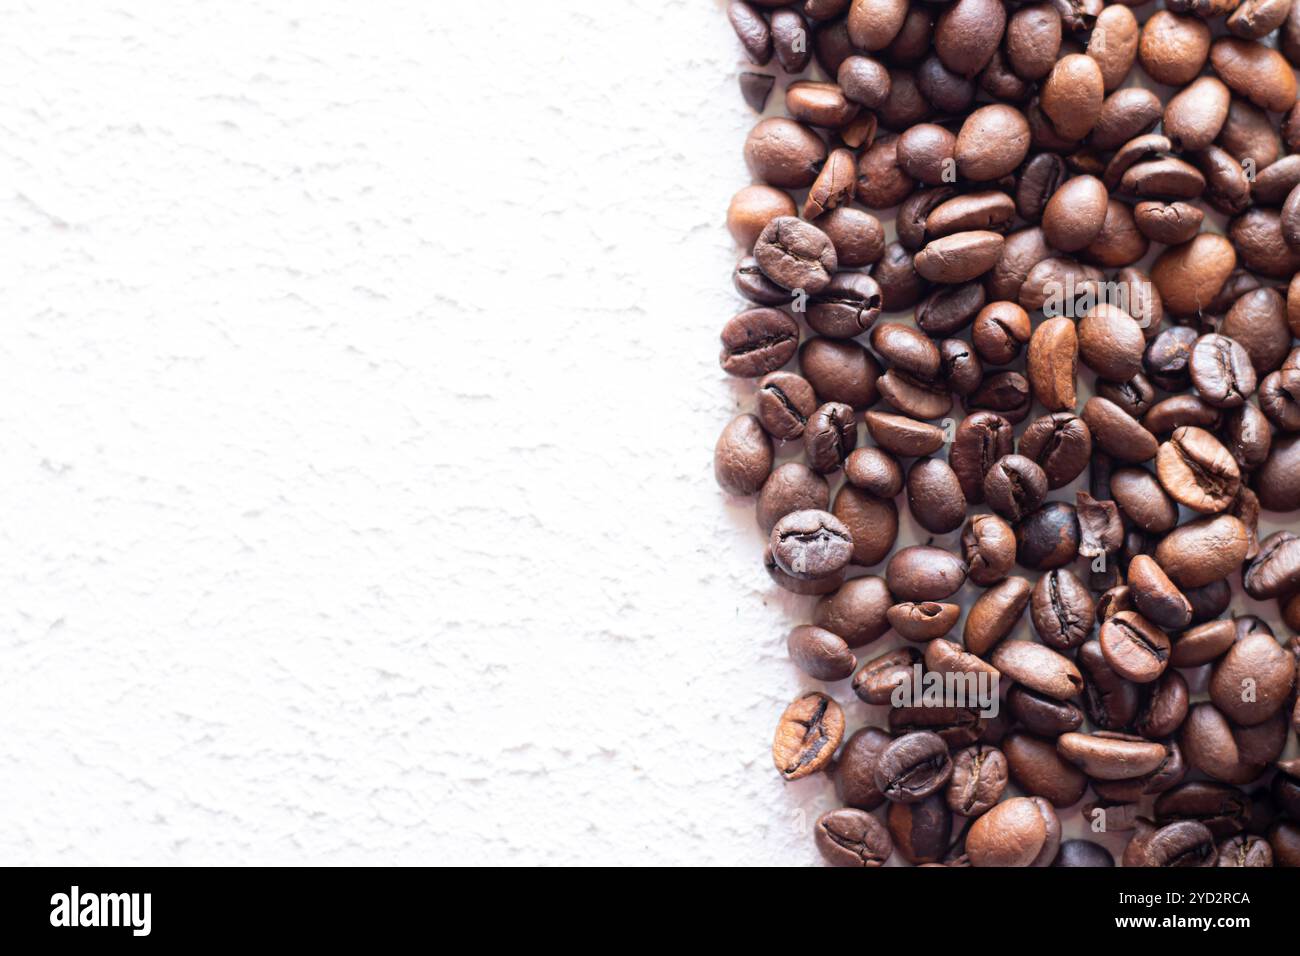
[773,691,844,780]
[874,731,954,804]
[889,703,985,750]
[1026,317,1078,412]
[947,412,1011,503]
[1110,467,1178,534]
[869,322,940,381]
[1006,5,1062,81]
[934,0,1005,77]
[757,462,830,534]
[895,123,956,186]
[1140,821,1218,867]
[788,624,856,681]
[804,402,857,474]
[1210,631,1296,726]
[813,207,885,269]
[1078,304,1144,382]
[960,577,1030,659]
[1144,326,1198,392]
[1015,502,1080,571]
[1230,208,1300,279]
[1091,88,1163,151]
[1180,702,1282,785]
[888,793,952,865]
[765,545,846,595]
[1098,375,1156,421]
[988,227,1051,302]
[719,307,799,378]
[955,104,1032,182]
[991,640,1083,701]
[1004,731,1088,807]
[872,242,928,312]
[1079,639,1141,730]
[1042,175,1108,252]
[966,371,1031,424]
[838,54,891,109]
[1155,426,1240,514]
[728,185,797,249]
[946,745,1008,817]
[1089,4,1139,91]
[805,273,882,340]
[738,71,775,112]
[914,231,1005,284]
[962,513,1017,587]
[1222,288,1290,377]
[888,601,960,642]
[920,52,978,113]
[814,807,892,867]
[1133,200,1203,245]
[728,2,773,65]
[938,338,983,399]
[1135,670,1190,739]
[916,282,985,337]
[1139,11,1210,86]
[1222,401,1273,474]
[1142,395,1222,437]
[1018,413,1091,490]
[1211,37,1297,114]
[800,337,882,409]
[1041,54,1104,140]
[1151,234,1236,318]
[1190,333,1256,409]
[855,137,916,208]
[854,646,922,705]
[877,369,953,421]
[1163,76,1230,152]
[814,574,892,648]
[886,545,968,601]
[1258,369,1300,432]
[756,371,816,442]
[1155,781,1250,840]
[984,455,1048,523]
[1008,686,1084,736]
[834,726,892,810]
[970,302,1030,367]
[1128,555,1193,631]
[967,796,1060,867]
[1100,610,1171,684]
[897,187,955,251]
[1184,580,1232,626]
[1082,396,1158,463]
[744,117,827,189]
[1255,432,1300,510]
[1058,731,1168,781]
[1054,840,1116,867]
[787,83,859,131]
[843,446,903,498]
[861,412,939,458]
[771,7,813,73]
[754,216,838,294]
[734,254,793,306]
[1244,531,1300,600]
[905,458,967,535]
[847,0,909,51]
[1217,834,1273,867]
[770,509,854,579]
[714,414,774,496]
[1031,568,1095,651]
[1157,514,1250,589]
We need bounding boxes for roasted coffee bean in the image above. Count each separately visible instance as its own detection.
[770,509,854,579]
[838,54,892,109]
[1018,413,1091,489]
[869,322,941,381]
[1184,579,1232,626]
[1027,318,1078,412]
[1172,619,1237,668]
[1043,175,1108,252]
[1042,54,1104,141]
[1180,702,1285,785]
[804,402,857,474]
[728,2,773,65]
[1142,395,1222,437]
[1077,490,1123,564]
[1244,531,1300,600]
[814,807,893,867]
[955,104,1032,182]
[1015,502,1081,571]
[720,308,799,378]
[754,217,838,294]
[1008,686,1084,737]
[874,731,954,803]
[895,124,957,186]
[906,458,967,535]
[916,282,985,337]
[715,414,774,496]
[757,462,829,534]
[1127,555,1193,631]
[1139,11,1211,87]
[727,185,796,248]
[877,369,951,420]
[756,372,817,443]
[765,545,846,595]
[946,745,1007,818]
[745,117,827,189]
[1092,88,1163,152]
[771,8,813,73]
[788,624,856,682]
[1151,234,1237,318]
[1218,834,1273,867]
[1016,153,1066,223]
[898,187,955,250]
[963,575,1033,656]
[1004,731,1088,807]
[1155,426,1241,514]
[888,703,985,750]
[967,796,1061,867]
[1230,208,1300,279]
[1270,822,1300,866]
[1082,397,1158,463]
[1031,568,1095,651]
[1136,670,1190,739]
[1211,37,1297,114]
[914,231,1005,284]
[814,576,891,651]
[806,273,883,338]
[738,72,776,113]
[1164,76,1230,152]
[1145,326,1199,392]
[1155,782,1250,840]
[1190,333,1256,409]
[1058,731,1168,781]
[1090,5,1139,91]
[1054,840,1115,867]
[919,53,977,113]
[787,83,858,131]
[971,302,1030,366]
[992,640,1083,701]
[984,455,1048,523]
[1134,200,1203,245]
[1099,374,1156,422]
[1156,514,1250,589]
[734,254,793,305]
[1080,639,1141,730]
[1222,288,1290,377]
[966,371,1032,424]
[1078,304,1145,382]
[888,601,960,642]
[888,793,953,865]
[854,646,923,705]
[886,545,968,601]
[1210,631,1296,726]
[939,338,983,396]
[834,727,892,810]
[813,208,885,271]
[1141,821,1218,867]
[843,447,903,498]
[800,337,883,409]
[962,513,1017,586]
[988,227,1052,302]
[832,485,898,567]
[864,411,943,458]
[773,691,844,780]
[1258,370,1300,433]
[1100,610,1171,684]
[949,412,1014,503]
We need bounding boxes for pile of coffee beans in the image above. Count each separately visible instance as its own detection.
[718,0,1300,866]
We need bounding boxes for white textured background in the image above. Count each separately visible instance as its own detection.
[0,0,837,865]
[0,1,1292,868]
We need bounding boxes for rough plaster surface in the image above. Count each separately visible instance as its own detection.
[0,1,1292,868]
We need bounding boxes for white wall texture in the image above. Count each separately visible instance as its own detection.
[0,1,1292,867]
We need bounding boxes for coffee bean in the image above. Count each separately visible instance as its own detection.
[991,640,1082,701]
[787,624,856,682]
[1017,413,1091,490]
[1140,821,1218,867]
[1270,822,1300,866]
[966,371,1032,424]
[1082,396,1158,463]
[864,411,942,458]
[727,185,796,249]
[838,54,891,109]
[963,575,1032,656]
[813,575,892,650]
[927,191,1016,239]
[1058,731,1168,781]
[1008,685,1084,737]
[1134,200,1203,244]
[832,484,899,567]
[755,372,815,444]
[946,744,1007,817]
[1144,325,1199,392]
[1127,555,1193,632]
[967,796,1061,867]
[1218,834,1274,867]
[1180,702,1284,785]
[813,207,885,270]
[1184,579,1232,625]
[728,2,773,65]
[771,7,812,73]
[1078,304,1145,382]
[738,71,775,113]
[1027,318,1078,412]
[1015,502,1080,571]
[962,513,1016,586]
[804,402,857,474]
[714,414,774,496]
[1031,568,1095,651]
[787,83,858,132]
[1079,639,1141,730]
[877,369,952,420]
[1190,333,1256,409]
[745,117,827,189]
[1230,208,1300,278]
[834,727,892,810]
[1151,234,1237,318]
[888,601,960,642]
[1099,610,1171,684]
[1043,175,1109,252]
[915,281,984,336]
[1164,76,1230,152]
[1244,530,1300,600]
[1210,631,1296,726]
[1155,425,1241,514]
[888,793,952,865]
[719,308,799,378]
[869,322,941,381]
[1042,54,1104,140]
[907,457,967,534]
[1053,840,1115,867]
[874,731,954,803]
[805,274,883,341]
[756,462,829,534]
[949,411,1013,503]
[773,691,844,780]
[754,216,838,294]
[1155,781,1250,840]
[814,808,893,867]
[843,446,903,498]
[914,231,1005,284]
[919,53,977,113]
[1156,514,1250,589]
[1211,37,1297,114]
[765,545,845,595]
[770,509,854,579]
[1139,12,1211,87]
[984,455,1048,523]
[854,646,922,705]
[1222,288,1290,377]
[800,337,883,409]
[1142,395,1222,437]
[956,104,1032,181]
[1004,731,1089,807]
[886,545,968,601]
[734,254,793,305]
